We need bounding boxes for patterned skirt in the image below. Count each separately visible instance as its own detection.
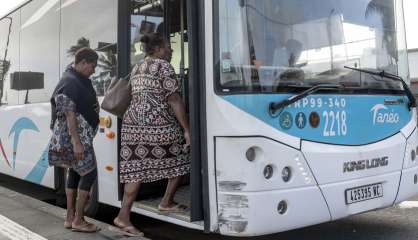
[119,124,190,183]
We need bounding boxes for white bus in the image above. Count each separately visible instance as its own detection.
[0,0,417,237]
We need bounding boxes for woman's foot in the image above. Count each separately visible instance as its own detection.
[64,209,74,229]
[158,202,187,213]
[71,221,100,233]
[110,217,144,237]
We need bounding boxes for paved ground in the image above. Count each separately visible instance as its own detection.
[130,195,418,240]
[0,184,149,240]
[0,173,418,240]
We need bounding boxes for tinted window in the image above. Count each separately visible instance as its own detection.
[20,0,60,104]
[0,11,20,105]
[60,0,118,96]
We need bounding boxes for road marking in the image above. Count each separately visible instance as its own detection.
[398,201,418,209]
[0,214,47,240]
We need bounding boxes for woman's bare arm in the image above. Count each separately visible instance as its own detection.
[168,93,190,145]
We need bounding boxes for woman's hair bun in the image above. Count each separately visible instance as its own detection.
[140,34,150,44]
[139,33,166,56]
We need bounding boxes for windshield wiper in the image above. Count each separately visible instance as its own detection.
[269,84,344,116]
[344,66,416,111]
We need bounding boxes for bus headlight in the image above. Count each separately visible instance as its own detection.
[282,167,292,182]
[263,165,274,179]
[246,147,256,162]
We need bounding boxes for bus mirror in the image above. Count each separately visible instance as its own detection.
[10,72,44,91]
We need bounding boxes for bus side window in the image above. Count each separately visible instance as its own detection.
[61,0,118,97]
[0,11,20,106]
[19,0,60,105]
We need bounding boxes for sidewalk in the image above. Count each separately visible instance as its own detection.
[0,185,150,240]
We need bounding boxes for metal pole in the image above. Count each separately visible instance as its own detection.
[180,0,186,99]
[0,17,13,104]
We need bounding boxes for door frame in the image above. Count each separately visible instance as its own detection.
[117,0,210,230]
[187,0,210,229]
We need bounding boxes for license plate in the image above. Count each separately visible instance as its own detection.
[345,183,383,204]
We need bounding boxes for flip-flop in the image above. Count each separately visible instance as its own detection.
[64,221,72,229]
[109,225,144,237]
[71,222,101,233]
[158,203,187,213]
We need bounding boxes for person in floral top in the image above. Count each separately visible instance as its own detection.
[48,47,100,233]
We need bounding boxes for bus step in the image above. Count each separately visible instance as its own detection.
[134,185,191,222]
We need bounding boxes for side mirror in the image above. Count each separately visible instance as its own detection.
[10,72,44,91]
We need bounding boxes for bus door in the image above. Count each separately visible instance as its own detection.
[118,0,205,223]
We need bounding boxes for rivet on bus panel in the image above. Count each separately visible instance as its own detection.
[106,131,116,139]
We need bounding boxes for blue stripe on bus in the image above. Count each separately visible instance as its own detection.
[8,117,40,170]
[25,145,49,184]
[223,94,412,145]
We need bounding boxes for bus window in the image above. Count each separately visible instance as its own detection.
[60,0,117,96]
[130,2,164,67]
[0,11,20,106]
[168,0,188,104]
[19,0,60,105]
[216,0,406,94]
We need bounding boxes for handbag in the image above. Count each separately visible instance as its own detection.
[101,73,132,118]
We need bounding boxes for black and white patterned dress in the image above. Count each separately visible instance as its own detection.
[119,57,190,183]
[48,94,98,176]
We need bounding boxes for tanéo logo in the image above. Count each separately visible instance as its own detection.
[370,104,399,125]
[343,156,389,173]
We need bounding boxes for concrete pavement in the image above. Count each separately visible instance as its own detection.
[0,185,149,240]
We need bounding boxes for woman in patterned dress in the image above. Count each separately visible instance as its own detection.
[113,33,190,236]
[48,48,100,232]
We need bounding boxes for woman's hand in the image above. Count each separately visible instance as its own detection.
[168,93,191,150]
[73,140,84,161]
[184,130,191,147]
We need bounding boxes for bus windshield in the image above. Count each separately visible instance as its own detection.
[215,0,408,94]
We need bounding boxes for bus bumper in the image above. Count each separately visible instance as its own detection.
[217,186,330,236]
[319,171,400,220]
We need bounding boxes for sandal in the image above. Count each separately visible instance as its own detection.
[110,218,144,237]
[64,221,72,229]
[71,221,101,233]
[109,225,144,237]
[158,203,187,213]
[64,210,74,229]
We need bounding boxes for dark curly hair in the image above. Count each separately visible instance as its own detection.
[74,47,98,64]
[140,33,166,56]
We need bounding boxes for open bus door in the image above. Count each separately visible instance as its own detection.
[117,0,208,227]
